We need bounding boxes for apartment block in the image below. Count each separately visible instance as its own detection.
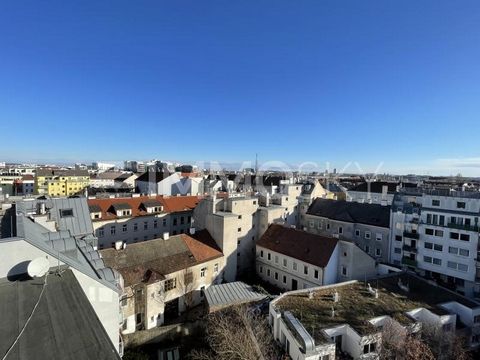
[303,198,392,263]
[391,189,480,299]
[256,224,378,292]
[270,273,480,360]
[87,195,200,249]
[101,231,224,333]
[35,168,90,196]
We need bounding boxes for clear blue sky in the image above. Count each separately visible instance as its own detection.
[1,1,479,175]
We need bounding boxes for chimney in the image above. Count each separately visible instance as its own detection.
[265,193,270,207]
[163,232,169,240]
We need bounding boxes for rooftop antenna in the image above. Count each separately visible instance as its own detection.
[255,153,258,174]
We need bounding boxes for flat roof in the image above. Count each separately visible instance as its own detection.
[274,273,480,342]
[0,269,120,360]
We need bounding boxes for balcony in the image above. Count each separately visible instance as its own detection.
[402,245,418,253]
[403,231,419,239]
[447,223,480,232]
[402,257,417,267]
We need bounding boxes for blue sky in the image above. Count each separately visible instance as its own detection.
[1,1,479,175]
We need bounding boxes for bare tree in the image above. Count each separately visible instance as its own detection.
[177,269,197,309]
[188,305,280,360]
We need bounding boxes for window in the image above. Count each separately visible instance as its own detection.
[375,248,382,257]
[275,255,279,264]
[314,270,319,279]
[394,247,401,254]
[433,258,442,266]
[110,226,116,235]
[173,218,177,226]
[283,275,287,284]
[326,223,330,230]
[164,278,176,291]
[363,343,376,354]
[238,215,242,219]
[293,262,297,271]
[162,218,167,226]
[180,216,184,225]
[153,220,158,229]
[432,199,440,206]
[267,269,271,277]
[460,234,470,241]
[60,209,74,217]
[433,244,443,251]
[200,267,207,277]
[449,246,458,255]
[395,235,402,241]
[338,226,343,234]
[457,202,466,209]
[458,263,468,272]
[274,272,279,280]
[309,220,314,228]
[238,228,241,232]
[134,223,138,232]
[365,231,371,239]
[450,232,460,240]
[259,266,263,273]
[260,250,264,258]
[342,266,347,276]
[424,256,432,263]
[144,221,148,230]
[425,228,434,235]
[365,245,370,254]
[98,228,104,237]
[122,224,127,232]
[459,248,469,256]
[304,266,308,275]
[448,261,456,269]
[376,233,382,241]
[434,229,444,237]
[267,253,271,261]
[355,230,361,237]
[283,258,287,267]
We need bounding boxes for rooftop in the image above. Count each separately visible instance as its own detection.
[274,273,480,343]
[100,230,222,287]
[204,281,267,312]
[87,195,202,220]
[257,224,338,268]
[307,198,391,228]
[0,269,120,360]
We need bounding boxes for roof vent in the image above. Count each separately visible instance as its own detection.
[163,232,169,240]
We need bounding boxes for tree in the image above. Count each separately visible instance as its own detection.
[188,305,280,360]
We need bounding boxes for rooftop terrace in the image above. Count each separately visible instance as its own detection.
[274,273,479,343]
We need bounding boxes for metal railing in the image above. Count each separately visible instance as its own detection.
[402,257,417,267]
[403,231,420,239]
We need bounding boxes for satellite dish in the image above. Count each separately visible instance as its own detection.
[27,257,50,278]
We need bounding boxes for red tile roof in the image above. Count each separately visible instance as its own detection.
[183,230,223,263]
[87,195,202,221]
[257,224,338,268]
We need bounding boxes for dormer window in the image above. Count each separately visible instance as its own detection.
[110,203,132,217]
[142,199,163,214]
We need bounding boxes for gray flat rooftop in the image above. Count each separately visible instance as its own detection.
[0,269,120,360]
[204,281,266,311]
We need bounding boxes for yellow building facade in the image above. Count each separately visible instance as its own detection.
[35,169,90,196]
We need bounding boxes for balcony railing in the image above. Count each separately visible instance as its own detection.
[447,223,480,232]
[402,257,417,267]
[403,245,418,253]
[403,231,420,239]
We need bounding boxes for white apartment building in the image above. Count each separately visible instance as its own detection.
[101,231,224,333]
[269,273,480,360]
[391,189,480,299]
[88,195,200,249]
[256,224,378,291]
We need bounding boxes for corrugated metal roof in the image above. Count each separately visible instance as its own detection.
[204,282,266,310]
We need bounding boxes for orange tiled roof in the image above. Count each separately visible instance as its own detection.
[87,195,202,221]
[182,230,223,263]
